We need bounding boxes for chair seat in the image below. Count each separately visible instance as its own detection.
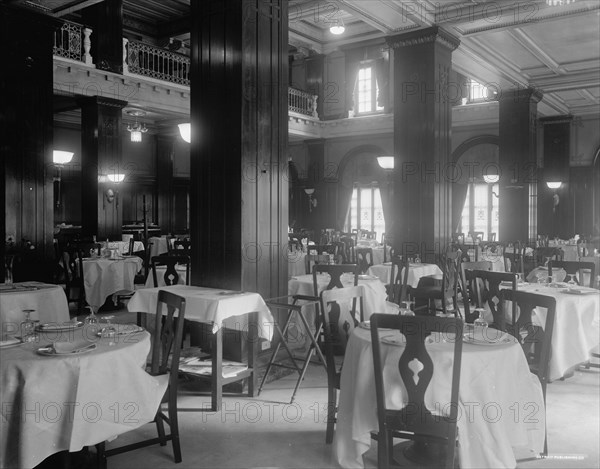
[411,285,443,298]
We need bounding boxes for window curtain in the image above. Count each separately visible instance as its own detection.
[373,57,389,110]
[337,184,353,231]
[379,182,392,231]
[345,49,363,116]
[452,183,469,232]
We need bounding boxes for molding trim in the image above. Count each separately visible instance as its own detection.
[386,26,460,51]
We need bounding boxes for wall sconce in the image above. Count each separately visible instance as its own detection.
[53,150,74,209]
[483,175,500,184]
[107,173,125,183]
[100,173,125,208]
[304,188,317,212]
[126,110,148,142]
[546,181,562,189]
[178,123,191,143]
[377,156,394,170]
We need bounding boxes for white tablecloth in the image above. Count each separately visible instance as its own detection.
[107,240,144,255]
[288,274,396,320]
[549,242,579,261]
[127,285,274,340]
[82,257,143,310]
[334,327,545,469]
[0,282,70,335]
[367,263,443,288]
[287,250,307,277]
[505,283,600,381]
[148,236,170,258]
[0,328,166,469]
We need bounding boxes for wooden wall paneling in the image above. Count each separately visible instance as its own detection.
[172,179,190,233]
[1,5,58,269]
[156,135,175,233]
[305,54,325,120]
[82,0,124,73]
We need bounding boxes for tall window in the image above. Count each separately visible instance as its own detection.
[345,185,386,236]
[355,65,384,114]
[460,183,499,240]
[468,79,497,103]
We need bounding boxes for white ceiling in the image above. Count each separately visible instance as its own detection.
[289,0,600,117]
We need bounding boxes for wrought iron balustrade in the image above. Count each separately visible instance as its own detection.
[125,40,190,86]
[288,87,318,118]
[53,20,92,64]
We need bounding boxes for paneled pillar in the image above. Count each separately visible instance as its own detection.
[305,54,325,120]
[538,116,571,238]
[82,0,123,73]
[387,27,459,262]
[498,88,542,243]
[306,139,326,236]
[78,96,127,240]
[156,135,175,234]
[189,0,288,300]
[1,5,58,276]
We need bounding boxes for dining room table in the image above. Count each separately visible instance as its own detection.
[287,249,307,277]
[498,282,600,381]
[107,240,145,255]
[366,262,443,288]
[82,256,143,310]
[333,325,546,469]
[288,273,397,322]
[0,282,70,335]
[0,324,165,469]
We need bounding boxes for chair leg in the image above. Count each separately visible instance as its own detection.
[155,412,167,446]
[95,442,107,469]
[168,391,182,463]
[325,386,337,444]
[377,430,389,469]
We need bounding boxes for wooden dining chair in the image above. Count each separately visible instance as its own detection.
[95,290,186,467]
[503,241,525,275]
[534,247,564,267]
[387,255,409,306]
[312,263,359,296]
[370,314,463,469]
[60,246,86,315]
[173,238,191,253]
[411,250,462,317]
[459,261,492,322]
[548,260,596,287]
[501,289,555,456]
[305,254,330,275]
[320,285,364,443]
[151,255,191,287]
[339,236,356,264]
[470,269,517,331]
[356,247,374,274]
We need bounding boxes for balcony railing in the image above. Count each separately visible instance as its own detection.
[124,39,190,86]
[53,20,92,64]
[288,87,318,118]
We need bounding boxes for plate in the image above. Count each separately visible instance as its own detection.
[463,330,517,346]
[359,321,371,329]
[36,321,84,332]
[380,334,406,346]
[561,288,598,295]
[36,342,96,356]
[96,323,144,336]
[358,275,376,280]
[0,337,23,348]
[218,291,244,296]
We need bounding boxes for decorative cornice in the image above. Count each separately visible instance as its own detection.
[386,26,460,52]
[77,95,128,109]
[539,115,573,125]
[498,87,544,104]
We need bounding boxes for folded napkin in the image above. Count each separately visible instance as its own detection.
[52,339,96,354]
[38,321,82,331]
[0,337,21,347]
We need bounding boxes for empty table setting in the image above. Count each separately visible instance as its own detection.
[367,262,443,288]
[0,322,163,469]
[333,324,545,469]
[82,256,143,310]
[0,282,70,335]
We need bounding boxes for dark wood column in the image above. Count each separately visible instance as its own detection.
[189,0,288,299]
[387,27,459,262]
[538,116,571,238]
[306,139,326,236]
[78,96,127,240]
[1,5,58,275]
[305,54,325,120]
[82,0,123,73]
[156,135,175,234]
[498,88,542,243]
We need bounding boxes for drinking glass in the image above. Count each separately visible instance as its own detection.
[20,309,38,342]
[566,274,577,288]
[100,315,116,345]
[84,306,99,334]
[546,275,553,287]
[473,308,488,328]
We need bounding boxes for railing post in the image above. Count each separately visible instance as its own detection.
[122,37,128,74]
[83,27,93,65]
[312,95,319,119]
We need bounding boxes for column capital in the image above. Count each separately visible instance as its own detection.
[386,26,460,52]
[77,96,128,110]
[498,87,543,104]
[539,114,573,125]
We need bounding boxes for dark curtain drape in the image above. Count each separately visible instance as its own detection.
[452,183,469,232]
[345,48,363,117]
[337,184,353,231]
[379,181,392,233]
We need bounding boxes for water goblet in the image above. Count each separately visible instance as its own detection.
[100,315,116,345]
[20,309,37,342]
[84,306,99,333]
[566,274,577,288]
[473,308,488,329]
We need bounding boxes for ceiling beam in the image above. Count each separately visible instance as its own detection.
[507,29,565,76]
[332,0,393,34]
[52,0,105,17]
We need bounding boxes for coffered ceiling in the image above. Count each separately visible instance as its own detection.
[17,0,600,117]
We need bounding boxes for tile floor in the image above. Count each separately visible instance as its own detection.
[43,308,600,468]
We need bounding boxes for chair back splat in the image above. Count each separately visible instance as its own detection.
[151,255,191,287]
[370,314,463,469]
